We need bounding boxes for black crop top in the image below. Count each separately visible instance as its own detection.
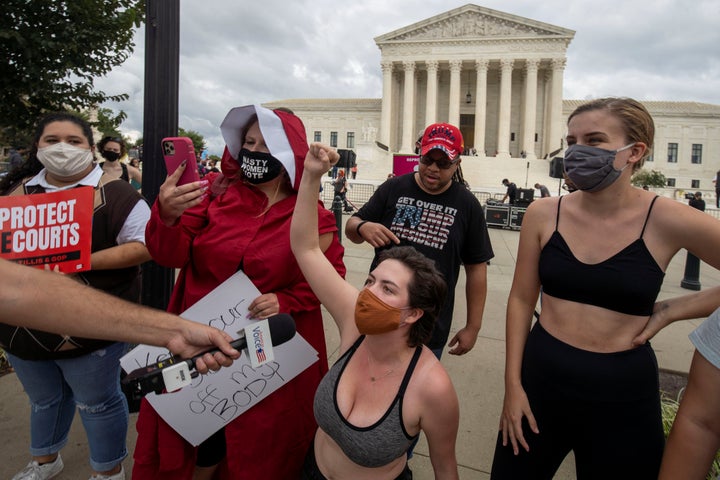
[538,196,664,316]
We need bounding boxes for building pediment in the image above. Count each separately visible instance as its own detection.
[375,4,574,45]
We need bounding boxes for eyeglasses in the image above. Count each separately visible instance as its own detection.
[419,155,457,169]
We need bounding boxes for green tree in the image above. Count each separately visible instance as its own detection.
[0,0,145,146]
[632,169,668,188]
[95,107,124,140]
[179,128,207,156]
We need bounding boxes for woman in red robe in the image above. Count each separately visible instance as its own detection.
[133,105,346,479]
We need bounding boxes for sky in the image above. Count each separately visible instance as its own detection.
[96,0,720,155]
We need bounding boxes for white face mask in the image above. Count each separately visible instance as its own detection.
[37,142,94,178]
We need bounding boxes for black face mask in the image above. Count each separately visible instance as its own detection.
[102,150,121,162]
[239,148,284,184]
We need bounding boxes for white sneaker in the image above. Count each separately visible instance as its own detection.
[11,455,64,480]
[89,465,125,480]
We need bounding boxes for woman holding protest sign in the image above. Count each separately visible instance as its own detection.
[0,112,150,480]
[132,105,346,479]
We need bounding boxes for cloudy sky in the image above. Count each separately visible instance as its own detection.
[96,0,720,155]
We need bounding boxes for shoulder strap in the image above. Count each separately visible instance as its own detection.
[640,195,660,239]
[397,345,424,397]
[554,196,563,231]
[6,177,33,197]
[337,335,365,364]
[120,163,129,182]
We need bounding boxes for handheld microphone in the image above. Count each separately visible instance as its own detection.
[122,313,296,401]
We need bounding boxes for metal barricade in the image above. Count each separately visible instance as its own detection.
[320,180,377,212]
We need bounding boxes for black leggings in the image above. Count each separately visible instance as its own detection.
[196,427,226,467]
[491,322,664,480]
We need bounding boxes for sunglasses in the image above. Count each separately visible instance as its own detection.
[419,155,457,169]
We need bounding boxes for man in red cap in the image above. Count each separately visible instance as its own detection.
[346,122,494,359]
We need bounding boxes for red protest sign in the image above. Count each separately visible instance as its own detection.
[393,153,419,176]
[0,187,94,272]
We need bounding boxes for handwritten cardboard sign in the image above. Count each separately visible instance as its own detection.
[121,270,319,446]
[0,187,94,272]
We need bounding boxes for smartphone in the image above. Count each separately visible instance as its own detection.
[162,137,200,186]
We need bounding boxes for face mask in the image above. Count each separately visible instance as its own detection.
[102,150,120,162]
[354,288,411,335]
[37,142,94,178]
[563,143,634,192]
[239,148,284,184]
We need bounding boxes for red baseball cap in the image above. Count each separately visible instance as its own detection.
[420,123,464,161]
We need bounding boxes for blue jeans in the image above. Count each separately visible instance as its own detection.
[8,342,129,472]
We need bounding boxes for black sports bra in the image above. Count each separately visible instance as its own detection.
[538,196,664,316]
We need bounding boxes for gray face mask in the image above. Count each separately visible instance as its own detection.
[563,143,634,192]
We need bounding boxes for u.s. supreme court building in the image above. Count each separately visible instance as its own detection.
[267,4,720,198]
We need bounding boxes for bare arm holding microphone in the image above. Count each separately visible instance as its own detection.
[0,258,239,373]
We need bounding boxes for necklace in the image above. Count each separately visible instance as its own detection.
[367,352,395,383]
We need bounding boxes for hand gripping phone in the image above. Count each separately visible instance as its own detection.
[162,137,200,186]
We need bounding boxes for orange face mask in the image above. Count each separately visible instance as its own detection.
[354,288,411,335]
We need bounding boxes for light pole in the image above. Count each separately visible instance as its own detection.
[140,0,180,310]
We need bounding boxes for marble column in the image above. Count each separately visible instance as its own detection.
[474,59,488,156]
[496,58,514,158]
[448,60,462,127]
[380,61,393,149]
[546,58,566,156]
[401,60,417,154]
[425,60,439,127]
[522,59,539,160]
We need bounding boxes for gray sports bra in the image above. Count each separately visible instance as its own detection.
[313,335,422,468]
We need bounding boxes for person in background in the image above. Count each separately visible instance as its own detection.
[645,286,720,480]
[713,169,720,208]
[0,258,239,371]
[8,146,26,171]
[0,112,151,480]
[195,153,208,178]
[132,104,346,480]
[663,314,720,479]
[491,97,720,479]
[346,123,494,359]
[292,144,460,480]
[128,157,142,191]
[350,164,358,179]
[689,191,706,211]
[501,178,517,204]
[98,136,142,187]
[206,159,220,174]
[534,183,551,198]
[332,169,352,212]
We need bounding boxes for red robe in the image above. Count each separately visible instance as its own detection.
[133,180,345,479]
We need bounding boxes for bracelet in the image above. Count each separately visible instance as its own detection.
[356,220,369,236]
